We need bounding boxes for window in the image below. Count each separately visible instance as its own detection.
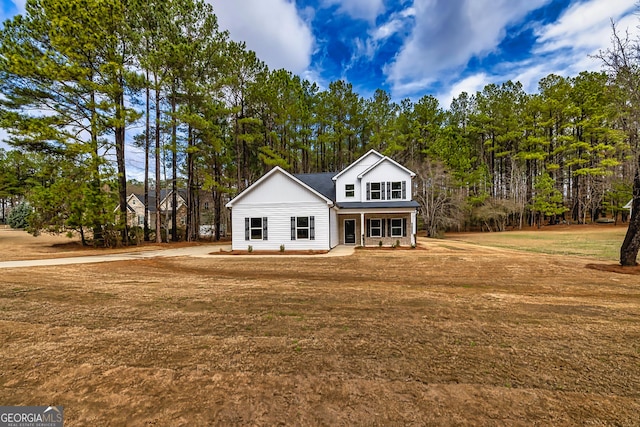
[345,184,355,198]
[245,217,268,240]
[138,215,144,226]
[204,202,209,210]
[250,217,263,240]
[369,218,382,237]
[391,218,403,237]
[370,182,381,200]
[391,182,402,199]
[291,216,315,240]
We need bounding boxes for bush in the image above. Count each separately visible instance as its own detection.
[8,202,31,229]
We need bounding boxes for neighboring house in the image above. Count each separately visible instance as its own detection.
[116,189,187,230]
[226,149,419,251]
[624,199,633,216]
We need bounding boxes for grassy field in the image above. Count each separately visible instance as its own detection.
[446,224,628,261]
[0,227,639,425]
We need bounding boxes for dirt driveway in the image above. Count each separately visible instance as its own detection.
[0,229,639,425]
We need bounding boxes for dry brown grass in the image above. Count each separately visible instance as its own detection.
[0,228,639,425]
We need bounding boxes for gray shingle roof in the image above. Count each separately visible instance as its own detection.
[337,201,420,209]
[294,172,336,201]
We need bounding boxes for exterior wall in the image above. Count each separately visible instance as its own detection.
[230,202,330,251]
[329,208,339,248]
[334,151,383,203]
[362,213,413,247]
[236,172,323,205]
[160,193,186,212]
[359,161,413,203]
[124,194,147,228]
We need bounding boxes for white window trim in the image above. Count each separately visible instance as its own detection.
[250,217,263,240]
[370,218,382,237]
[296,216,310,240]
[390,218,403,237]
[370,182,382,200]
[391,182,402,199]
[345,184,355,198]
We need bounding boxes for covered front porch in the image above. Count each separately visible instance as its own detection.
[337,208,417,247]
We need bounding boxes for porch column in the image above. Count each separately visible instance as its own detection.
[411,210,417,246]
[360,212,365,246]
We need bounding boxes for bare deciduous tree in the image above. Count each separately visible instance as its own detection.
[596,18,640,265]
[412,160,465,238]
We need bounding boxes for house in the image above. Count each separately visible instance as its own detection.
[117,189,188,230]
[225,150,420,251]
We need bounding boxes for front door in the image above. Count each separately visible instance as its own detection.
[344,219,356,244]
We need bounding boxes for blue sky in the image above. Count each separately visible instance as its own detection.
[212,0,639,107]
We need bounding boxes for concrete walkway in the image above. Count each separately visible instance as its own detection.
[0,244,355,269]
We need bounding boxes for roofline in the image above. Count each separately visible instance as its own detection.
[226,166,334,208]
[357,156,416,179]
[331,149,384,181]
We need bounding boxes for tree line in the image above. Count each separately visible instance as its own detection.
[0,0,638,251]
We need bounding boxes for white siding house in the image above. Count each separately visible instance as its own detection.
[226,150,420,251]
[226,167,335,251]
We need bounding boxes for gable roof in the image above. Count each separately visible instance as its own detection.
[357,156,416,179]
[226,166,334,208]
[294,172,336,201]
[331,149,384,181]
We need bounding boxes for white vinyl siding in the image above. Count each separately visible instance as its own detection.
[333,151,383,203]
[357,161,412,203]
[232,203,329,251]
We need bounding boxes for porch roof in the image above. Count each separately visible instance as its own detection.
[336,201,419,209]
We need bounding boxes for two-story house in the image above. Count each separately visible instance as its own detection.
[225,150,419,251]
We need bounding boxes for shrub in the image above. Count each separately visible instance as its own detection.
[248,245,253,253]
[280,244,285,252]
[8,202,31,229]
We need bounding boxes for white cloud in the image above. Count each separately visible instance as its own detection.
[372,7,416,42]
[386,0,552,98]
[321,0,385,21]
[535,0,637,54]
[436,73,488,108]
[210,0,314,74]
[388,0,640,103]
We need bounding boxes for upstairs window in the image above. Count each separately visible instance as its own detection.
[369,182,382,200]
[345,184,355,198]
[391,182,403,199]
